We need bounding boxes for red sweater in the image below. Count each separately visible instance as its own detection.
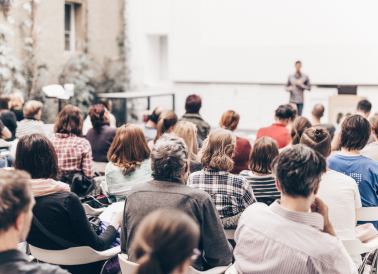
[231,136,252,174]
[256,123,290,149]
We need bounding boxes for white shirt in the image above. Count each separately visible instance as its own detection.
[361,142,378,162]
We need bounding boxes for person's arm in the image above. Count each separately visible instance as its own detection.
[8,112,17,130]
[303,76,311,91]
[311,197,336,237]
[81,140,95,178]
[120,198,128,253]
[1,126,11,140]
[286,77,293,92]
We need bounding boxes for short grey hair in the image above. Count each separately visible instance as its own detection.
[150,133,188,180]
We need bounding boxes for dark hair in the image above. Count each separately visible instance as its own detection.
[147,107,164,124]
[357,99,372,114]
[15,134,59,180]
[154,110,178,143]
[0,171,32,232]
[295,61,301,65]
[88,104,106,130]
[0,97,10,110]
[290,117,311,145]
[131,209,200,274]
[185,95,202,114]
[54,105,84,137]
[98,97,110,110]
[285,103,298,121]
[272,144,326,198]
[219,110,240,131]
[249,137,279,174]
[312,104,325,119]
[340,114,371,151]
[300,127,331,157]
[275,105,294,120]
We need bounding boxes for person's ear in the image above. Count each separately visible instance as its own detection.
[14,212,24,233]
[314,179,321,195]
[275,177,282,192]
[327,149,331,158]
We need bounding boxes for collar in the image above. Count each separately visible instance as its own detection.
[270,201,324,230]
[152,178,185,185]
[272,123,286,127]
[101,122,110,127]
[202,168,229,176]
[0,250,28,265]
[55,133,77,138]
[24,117,39,121]
[183,113,203,119]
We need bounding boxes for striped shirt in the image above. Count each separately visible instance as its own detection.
[239,171,280,204]
[234,201,357,274]
[15,118,48,138]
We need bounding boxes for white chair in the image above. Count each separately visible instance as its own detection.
[82,203,106,215]
[357,207,378,222]
[93,161,107,174]
[225,264,237,274]
[118,254,231,274]
[342,238,378,256]
[224,229,235,240]
[30,245,121,265]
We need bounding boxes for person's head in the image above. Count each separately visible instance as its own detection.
[98,97,112,112]
[0,97,10,111]
[355,99,372,118]
[290,116,311,145]
[88,104,109,130]
[131,209,200,274]
[174,121,198,161]
[23,100,43,120]
[107,124,150,175]
[285,103,298,121]
[0,171,34,244]
[150,133,188,180]
[54,104,84,137]
[185,94,202,114]
[147,106,165,125]
[9,92,24,110]
[272,144,326,199]
[154,110,178,143]
[295,60,301,71]
[312,104,325,120]
[300,127,331,158]
[200,128,236,172]
[249,137,279,174]
[274,105,294,126]
[369,115,378,139]
[15,134,59,180]
[340,114,371,151]
[219,110,240,132]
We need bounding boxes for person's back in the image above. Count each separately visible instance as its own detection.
[360,115,378,161]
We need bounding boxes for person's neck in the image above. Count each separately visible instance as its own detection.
[0,231,20,253]
[356,111,369,119]
[145,120,157,128]
[274,119,286,126]
[254,171,271,176]
[311,116,321,126]
[280,195,312,213]
[340,147,360,156]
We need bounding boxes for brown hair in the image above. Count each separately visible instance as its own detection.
[219,110,240,131]
[174,122,198,172]
[300,127,331,157]
[290,117,312,145]
[340,114,371,151]
[312,104,325,119]
[107,124,150,175]
[23,100,43,118]
[200,128,236,171]
[0,97,9,111]
[54,105,83,137]
[285,103,298,121]
[9,92,24,110]
[154,110,178,143]
[88,104,106,130]
[369,115,378,138]
[249,137,279,174]
[131,209,200,274]
[185,94,202,114]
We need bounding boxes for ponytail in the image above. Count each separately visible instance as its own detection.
[290,117,311,145]
[153,110,178,143]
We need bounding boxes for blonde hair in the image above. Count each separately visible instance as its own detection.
[174,121,199,173]
[200,128,236,171]
[23,100,43,118]
[10,92,24,110]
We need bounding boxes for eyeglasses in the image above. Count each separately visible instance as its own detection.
[191,248,201,261]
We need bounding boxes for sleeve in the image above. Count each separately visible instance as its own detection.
[331,242,358,274]
[242,178,255,208]
[200,198,233,268]
[9,112,17,129]
[120,198,128,253]
[286,77,292,91]
[0,119,5,132]
[81,140,95,178]
[352,180,362,208]
[65,193,118,251]
[303,76,311,91]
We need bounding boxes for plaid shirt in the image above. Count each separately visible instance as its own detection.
[188,168,255,218]
[50,133,94,178]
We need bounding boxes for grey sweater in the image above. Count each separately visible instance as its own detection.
[120,179,233,270]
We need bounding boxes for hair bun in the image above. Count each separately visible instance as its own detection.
[313,128,325,141]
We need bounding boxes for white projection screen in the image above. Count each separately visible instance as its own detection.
[171,0,378,85]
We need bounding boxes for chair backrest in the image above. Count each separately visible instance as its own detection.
[93,161,107,173]
[225,264,237,274]
[357,207,378,222]
[341,239,375,256]
[224,229,235,240]
[82,203,106,216]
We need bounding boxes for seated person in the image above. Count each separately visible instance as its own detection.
[234,145,356,274]
[219,110,251,174]
[141,106,164,142]
[360,115,378,161]
[0,119,14,167]
[256,105,293,148]
[0,97,17,141]
[300,126,362,267]
[131,208,200,274]
[311,104,336,139]
[285,103,298,132]
[328,115,378,229]
[86,104,118,163]
[0,170,69,274]
[174,121,203,174]
[148,110,178,151]
[121,133,232,271]
[239,137,280,205]
[105,124,152,202]
[15,134,122,274]
[9,92,24,122]
[188,128,255,228]
[16,100,48,138]
[83,98,116,136]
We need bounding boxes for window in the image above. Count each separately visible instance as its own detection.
[64,3,75,51]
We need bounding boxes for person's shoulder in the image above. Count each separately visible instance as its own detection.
[240,202,269,222]
[324,170,357,185]
[33,261,70,274]
[239,170,250,177]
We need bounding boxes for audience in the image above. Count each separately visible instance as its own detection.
[121,133,232,270]
[180,94,210,141]
[148,110,178,151]
[0,119,12,141]
[290,116,311,145]
[83,98,116,136]
[239,137,280,205]
[300,127,362,267]
[219,110,251,174]
[14,134,121,274]
[285,103,298,132]
[188,128,255,229]
[174,121,203,174]
[142,106,165,142]
[105,124,152,202]
[16,100,47,138]
[234,145,356,273]
[131,209,200,274]
[0,97,17,141]
[332,99,372,150]
[86,104,118,163]
[9,92,24,122]
[328,115,378,229]
[256,105,293,148]
[311,104,336,138]
[360,115,378,161]
[0,171,69,274]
